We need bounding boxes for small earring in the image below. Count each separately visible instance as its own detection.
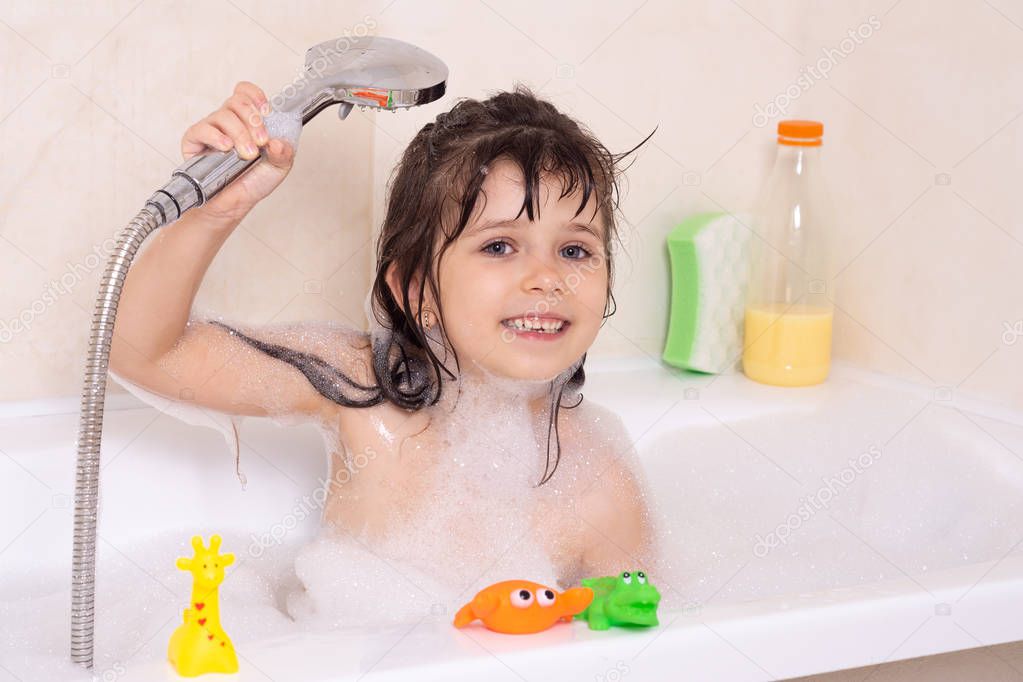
[421,306,434,329]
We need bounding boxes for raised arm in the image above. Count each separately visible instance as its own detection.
[108,81,360,420]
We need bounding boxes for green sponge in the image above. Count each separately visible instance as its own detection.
[662,212,750,374]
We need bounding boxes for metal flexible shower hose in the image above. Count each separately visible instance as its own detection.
[71,207,162,668]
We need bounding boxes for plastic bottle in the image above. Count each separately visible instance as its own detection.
[742,120,834,387]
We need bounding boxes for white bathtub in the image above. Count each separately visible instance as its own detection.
[3,356,1023,681]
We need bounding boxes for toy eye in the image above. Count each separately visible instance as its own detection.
[622,572,632,585]
[203,564,208,569]
[537,589,556,607]
[637,572,646,584]
[510,589,533,608]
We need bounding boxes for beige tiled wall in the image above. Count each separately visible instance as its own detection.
[0,1,378,402]
[2,0,1021,412]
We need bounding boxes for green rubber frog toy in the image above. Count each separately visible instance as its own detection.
[575,570,661,630]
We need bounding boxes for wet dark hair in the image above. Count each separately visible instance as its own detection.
[215,84,654,485]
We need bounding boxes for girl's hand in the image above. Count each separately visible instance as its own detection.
[181,81,295,222]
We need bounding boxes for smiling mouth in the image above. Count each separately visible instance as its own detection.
[501,316,569,335]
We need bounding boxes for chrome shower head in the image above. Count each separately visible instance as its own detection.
[147,35,448,223]
[279,35,448,123]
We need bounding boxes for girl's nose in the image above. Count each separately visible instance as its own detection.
[522,257,565,295]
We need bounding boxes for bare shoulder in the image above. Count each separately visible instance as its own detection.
[560,397,656,575]
[547,396,645,503]
[562,397,628,435]
[559,398,638,473]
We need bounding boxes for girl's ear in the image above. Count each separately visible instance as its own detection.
[385,261,426,313]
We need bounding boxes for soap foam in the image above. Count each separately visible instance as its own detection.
[18,311,661,677]
[1,382,661,679]
[247,301,660,628]
[287,358,578,627]
[299,323,661,612]
[0,530,299,681]
[262,107,303,152]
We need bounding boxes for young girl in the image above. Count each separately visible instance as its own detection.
[109,81,659,608]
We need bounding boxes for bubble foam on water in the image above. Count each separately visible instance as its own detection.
[0,530,300,680]
[5,382,660,679]
[49,306,662,676]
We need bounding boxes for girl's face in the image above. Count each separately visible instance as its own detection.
[435,159,609,382]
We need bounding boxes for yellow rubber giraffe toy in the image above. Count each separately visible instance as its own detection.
[167,534,239,677]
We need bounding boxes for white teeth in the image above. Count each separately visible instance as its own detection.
[503,317,565,333]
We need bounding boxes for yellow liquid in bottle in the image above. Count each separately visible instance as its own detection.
[743,303,833,386]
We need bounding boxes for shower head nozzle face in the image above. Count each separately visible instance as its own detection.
[283,35,447,123]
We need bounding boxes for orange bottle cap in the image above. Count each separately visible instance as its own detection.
[778,120,823,147]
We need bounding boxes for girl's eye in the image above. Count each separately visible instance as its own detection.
[561,244,592,259]
[481,241,593,259]
[481,240,512,256]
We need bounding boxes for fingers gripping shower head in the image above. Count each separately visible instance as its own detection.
[147,35,448,224]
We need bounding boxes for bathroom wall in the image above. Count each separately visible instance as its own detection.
[370,0,1023,413]
[2,0,1021,413]
[0,0,379,402]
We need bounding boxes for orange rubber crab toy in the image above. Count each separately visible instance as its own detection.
[453,579,594,634]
